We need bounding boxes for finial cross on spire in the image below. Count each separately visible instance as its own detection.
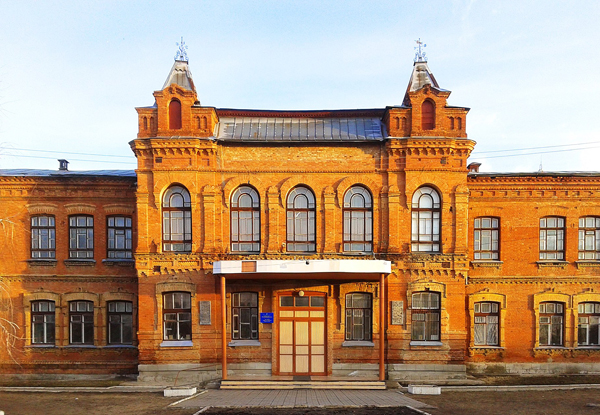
[175,37,189,62]
[414,38,427,62]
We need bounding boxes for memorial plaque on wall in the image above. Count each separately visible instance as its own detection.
[199,301,211,325]
[391,301,404,325]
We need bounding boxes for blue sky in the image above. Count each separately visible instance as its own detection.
[0,0,599,172]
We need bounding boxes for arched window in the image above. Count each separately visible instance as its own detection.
[411,186,441,252]
[286,186,316,252]
[539,216,565,260]
[231,186,260,252]
[162,185,192,252]
[163,292,191,341]
[578,217,600,260]
[169,99,182,130]
[107,301,133,345]
[421,100,435,130]
[343,186,373,252]
[69,300,94,345]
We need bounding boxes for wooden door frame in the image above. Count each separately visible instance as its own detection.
[276,291,327,376]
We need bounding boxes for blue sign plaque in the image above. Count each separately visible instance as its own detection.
[260,312,274,324]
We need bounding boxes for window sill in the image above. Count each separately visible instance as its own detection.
[102,259,135,267]
[27,259,57,267]
[160,340,193,347]
[104,344,136,348]
[535,346,567,350]
[470,346,503,349]
[64,259,96,267]
[536,261,569,269]
[228,340,261,347]
[471,260,503,268]
[342,341,374,347]
[64,344,97,348]
[26,344,56,348]
[576,261,600,269]
[410,341,443,347]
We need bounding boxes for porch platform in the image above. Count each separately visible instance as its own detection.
[221,375,385,390]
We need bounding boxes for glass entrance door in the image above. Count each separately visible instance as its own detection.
[278,292,326,375]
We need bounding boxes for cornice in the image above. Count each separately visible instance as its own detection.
[469,276,600,284]
[1,275,137,283]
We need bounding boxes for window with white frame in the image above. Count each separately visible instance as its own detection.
[162,186,192,252]
[163,292,191,341]
[107,216,133,259]
[474,217,500,260]
[231,186,260,252]
[411,187,441,252]
[579,217,600,260]
[474,301,499,346]
[69,215,94,259]
[411,292,440,341]
[286,186,316,252]
[231,292,258,340]
[31,300,55,345]
[69,301,94,345]
[31,216,56,259]
[539,217,565,260]
[345,293,372,341]
[578,302,600,346]
[539,302,564,346]
[342,186,373,252]
[107,301,133,345]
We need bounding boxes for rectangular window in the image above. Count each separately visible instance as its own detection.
[31,216,56,259]
[474,302,499,346]
[69,215,94,259]
[411,292,441,341]
[107,216,133,259]
[539,302,564,346]
[163,292,191,341]
[578,217,600,260]
[31,300,55,344]
[69,301,94,345]
[578,302,600,346]
[539,217,565,260]
[345,293,372,341]
[108,301,133,344]
[232,292,258,340]
[474,217,500,260]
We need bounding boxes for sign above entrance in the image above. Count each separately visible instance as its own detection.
[260,313,274,324]
[213,259,392,274]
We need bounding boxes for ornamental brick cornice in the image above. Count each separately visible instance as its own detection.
[468,276,600,284]
[1,275,137,283]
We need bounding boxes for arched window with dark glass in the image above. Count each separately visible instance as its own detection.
[231,186,260,252]
[169,99,182,130]
[421,99,435,130]
[411,186,441,252]
[32,300,55,345]
[286,186,316,252]
[539,302,564,346]
[343,186,373,253]
[162,185,192,252]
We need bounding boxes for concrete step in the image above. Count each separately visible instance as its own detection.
[220,380,386,390]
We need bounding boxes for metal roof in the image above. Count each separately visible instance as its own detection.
[469,171,600,178]
[215,116,386,142]
[0,169,136,178]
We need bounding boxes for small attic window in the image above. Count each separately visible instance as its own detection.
[422,100,435,130]
[169,99,182,130]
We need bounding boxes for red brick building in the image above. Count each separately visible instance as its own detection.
[1,50,599,383]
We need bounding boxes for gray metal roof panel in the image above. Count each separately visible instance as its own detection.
[215,117,385,142]
[0,169,136,178]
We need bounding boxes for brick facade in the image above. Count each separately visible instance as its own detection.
[1,55,599,380]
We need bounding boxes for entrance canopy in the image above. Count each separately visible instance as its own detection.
[213,259,391,276]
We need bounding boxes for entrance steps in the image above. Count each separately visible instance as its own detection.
[220,378,386,390]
